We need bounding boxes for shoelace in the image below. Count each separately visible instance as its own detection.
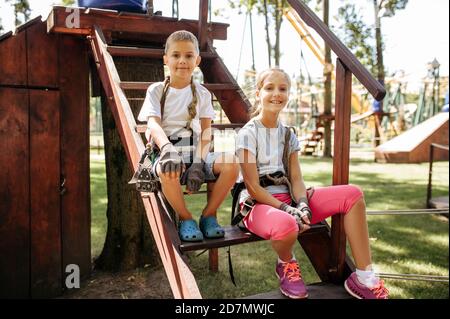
[283,262,302,282]
[371,280,389,299]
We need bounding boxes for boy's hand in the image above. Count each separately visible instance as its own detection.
[279,203,311,233]
[184,160,205,192]
[159,143,183,175]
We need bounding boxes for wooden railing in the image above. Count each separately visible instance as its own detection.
[286,0,386,283]
[89,25,202,299]
[427,143,449,208]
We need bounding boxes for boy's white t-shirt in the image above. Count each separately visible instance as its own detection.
[137,81,216,141]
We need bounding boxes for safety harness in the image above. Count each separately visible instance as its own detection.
[129,77,198,192]
[230,125,297,228]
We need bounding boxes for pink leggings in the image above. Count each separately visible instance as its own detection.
[243,184,364,241]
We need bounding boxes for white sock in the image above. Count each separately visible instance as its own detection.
[356,268,379,288]
[278,255,296,264]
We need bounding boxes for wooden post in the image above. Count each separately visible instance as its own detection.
[330,58,352,283]
[208,183,219,272]
[198,0,209,51]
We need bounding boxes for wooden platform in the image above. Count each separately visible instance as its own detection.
[375,113,449,163]
[244,282,353,299]
[179,224,328,252]
[429,196,449,209]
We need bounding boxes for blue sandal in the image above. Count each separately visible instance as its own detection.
[199,216,225,239]
[179,219,204,242]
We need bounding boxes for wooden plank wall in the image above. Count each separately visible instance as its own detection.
[0,88,30,298]
[59,35,91,282]
[29,90,62,298]
[0,21,90,298]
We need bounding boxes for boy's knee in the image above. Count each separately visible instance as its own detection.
[216,154,239,176]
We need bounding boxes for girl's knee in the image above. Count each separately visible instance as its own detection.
[348,184,364,199]
[271,214,298,240]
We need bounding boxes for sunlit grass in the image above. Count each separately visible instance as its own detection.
[90,151,449,299]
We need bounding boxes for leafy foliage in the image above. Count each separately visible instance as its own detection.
[336,0,408,77]
[61,0,76,6]
[6,0,31,26]
[337,3,377,75]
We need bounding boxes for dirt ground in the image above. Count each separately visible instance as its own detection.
[60,266,173,299]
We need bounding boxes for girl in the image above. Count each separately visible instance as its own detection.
[137,30,239,242]
[235,68,389,299]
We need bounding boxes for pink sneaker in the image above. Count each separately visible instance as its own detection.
[344,272,389,299]
[275,260,308,299]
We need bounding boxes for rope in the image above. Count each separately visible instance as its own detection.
[367,208,449,215]
[376,273,449,283]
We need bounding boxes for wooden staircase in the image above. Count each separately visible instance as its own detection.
[47,0,386,299]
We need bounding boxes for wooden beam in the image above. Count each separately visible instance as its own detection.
[180,224,327,252]
[198,0,209,51]
[120,81,238,91]
[47,6,228,41]
[200,40,251,123]
[108,45,218,59]
[330,58,352,283]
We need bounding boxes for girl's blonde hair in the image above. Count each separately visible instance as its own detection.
[250,67,292,118]
[164,30,200,55]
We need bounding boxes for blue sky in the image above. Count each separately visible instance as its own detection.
[1,0,448,93]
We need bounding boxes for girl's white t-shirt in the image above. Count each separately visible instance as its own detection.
[137,81,216,141]
[235,118,300,201]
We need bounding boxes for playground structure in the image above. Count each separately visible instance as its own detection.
[1,0,446,299]
[375,112,449,163]
[374,65,449,163]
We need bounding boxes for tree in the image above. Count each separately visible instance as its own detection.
[95,56,164,272]
[228,0,290,67]
[336,0,407,146]
[61,0,75,5]
[322,0,333,158]
[6,0,31,26]
[337,0,408,86]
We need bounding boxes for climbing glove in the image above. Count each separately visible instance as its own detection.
[159,143,184,175]
[184,159,205,192]
[279,203,310,232]
[296,197,312,223]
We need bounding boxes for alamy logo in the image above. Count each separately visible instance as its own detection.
[65,8,80,29]
[65,264,80,289]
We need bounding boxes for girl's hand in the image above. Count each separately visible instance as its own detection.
[279,203,311,233]
[296,202,312,225]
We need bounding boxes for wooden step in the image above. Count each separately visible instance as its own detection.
[179,223,328,252]
[120,81,239,91]
[243,282,353,299]
[107,45,218,59]
[135,123,246,134]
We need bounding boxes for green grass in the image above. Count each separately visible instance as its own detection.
[90,153,449,299]
[90,154,108,259]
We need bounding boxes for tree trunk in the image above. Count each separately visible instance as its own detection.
[374,0,385,146]
[323,0,332,158]
[263,0,272,67]
[95,55,164,272]
[274,0,283,67]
